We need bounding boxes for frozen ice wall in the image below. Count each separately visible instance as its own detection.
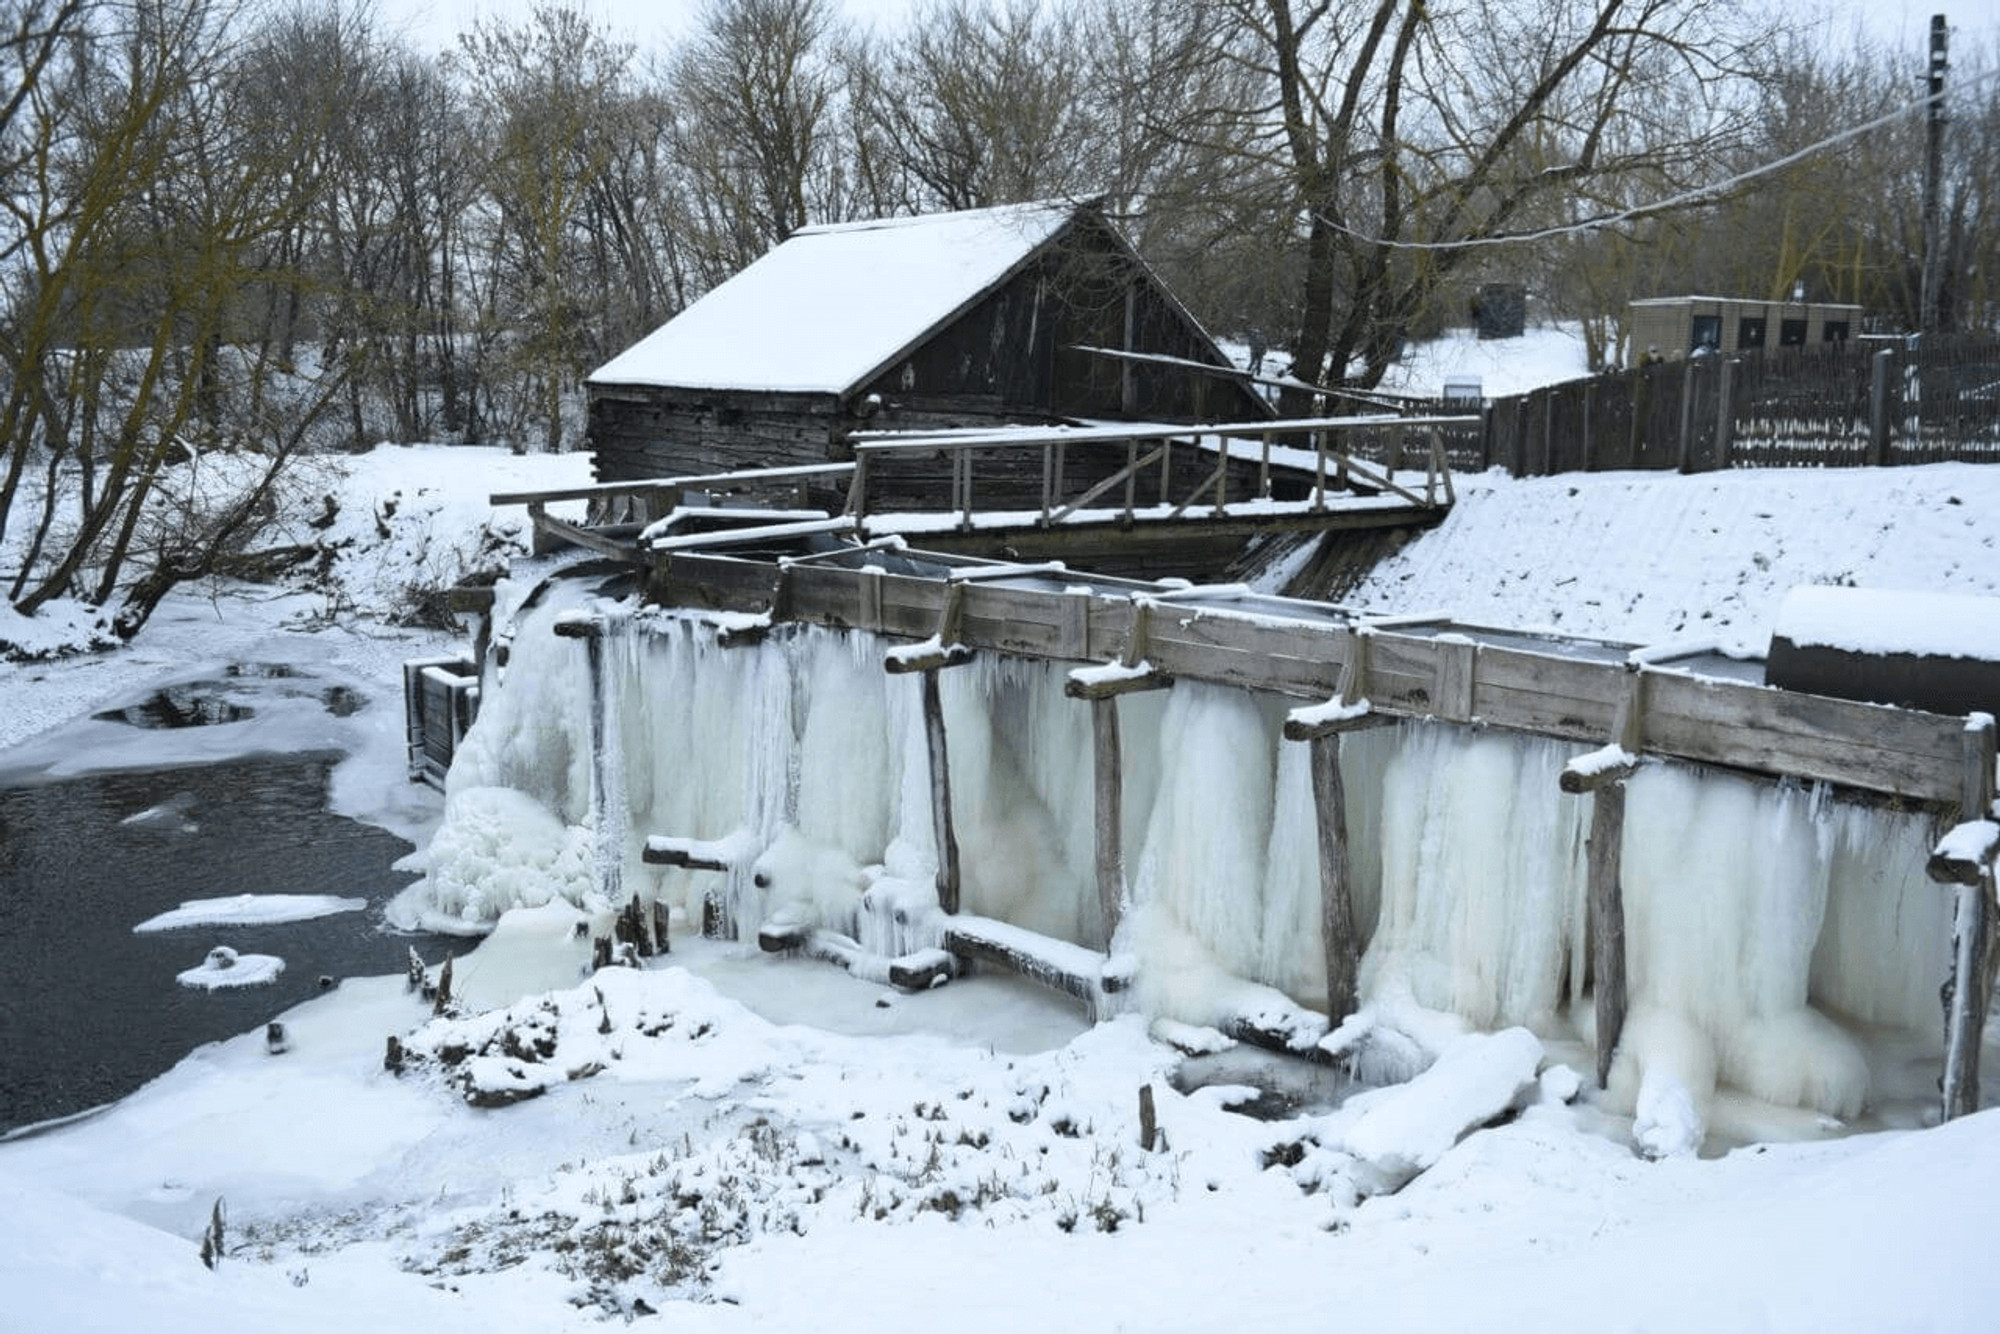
[411,582,1953,1132]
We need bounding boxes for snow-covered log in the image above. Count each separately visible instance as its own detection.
[943,916,1125,1011]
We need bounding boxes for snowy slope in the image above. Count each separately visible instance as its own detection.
[1340,462,2000,651]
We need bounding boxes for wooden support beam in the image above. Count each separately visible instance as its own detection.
[883,948,955,992]
[1092,698,1125,942]
[1563,664,1645,1089]
[1283,627,1385,741]
[1310,732,1361,1027]
[1586,781,1629,1091]
[559,613,628,914]
[883,578,974,674]
[1942,714,1997,1122]
[923,668,961,914]
[941,917,1124,1009]
[641,834,746,872]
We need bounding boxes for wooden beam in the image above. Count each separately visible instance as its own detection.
[923,668,961,914]
[1942,715,1997,1122]
[1092,698,1125,941]
[643,550,1971,805]
[1310,733,1361,1027]
[1586,781,1630,1090]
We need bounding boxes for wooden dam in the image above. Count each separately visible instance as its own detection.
[415,414,2000,1135]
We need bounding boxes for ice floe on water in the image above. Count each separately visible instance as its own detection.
[134,894,367,933]
[175,946,285,990]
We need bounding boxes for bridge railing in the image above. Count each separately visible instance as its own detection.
[845,415,1472,530]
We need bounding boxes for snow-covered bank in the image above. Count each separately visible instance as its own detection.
[1338,462,2000,648]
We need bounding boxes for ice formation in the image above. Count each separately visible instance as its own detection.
[406,579,1957,1142]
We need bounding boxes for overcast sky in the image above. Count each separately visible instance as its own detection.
[377,0,2000,67]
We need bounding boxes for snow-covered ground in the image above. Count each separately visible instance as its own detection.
[4,421,2000,1330]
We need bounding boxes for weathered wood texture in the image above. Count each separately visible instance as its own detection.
[1092,698,1125,941]
[922,669,962,914]
[1309,733,1361,1026]
[1942,717,1997,1121]
[1587,782,1629,1089]
[1481,335,2000,477]
[588,215,1268,491]
[642,551,1971,804]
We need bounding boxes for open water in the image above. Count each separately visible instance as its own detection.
[0,716,449,1136]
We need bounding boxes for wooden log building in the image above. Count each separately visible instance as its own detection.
[585,200,1270,514]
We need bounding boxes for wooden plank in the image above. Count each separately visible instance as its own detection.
[1643,673,1965,804]
[1433,634,1478,722]
[635,557,1970,803]
[493,462,855,506]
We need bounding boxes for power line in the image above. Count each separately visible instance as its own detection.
[1319,60,2000,253]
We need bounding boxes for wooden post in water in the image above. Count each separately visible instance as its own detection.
[1309,733,1360,1023]
[1559,667,1648,1088]
[922,668,961,914]
[1091,699,1125,939]
[1281,627,1389,1028]
[886,580,974,913]
[1940,714,1997,1121]
[1066,598,1174,941]
[556,612,623,913]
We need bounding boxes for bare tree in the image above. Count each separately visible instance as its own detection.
[454,4,636,452]
[671,0,851,283]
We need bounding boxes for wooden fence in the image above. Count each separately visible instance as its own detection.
[1363,335,2000,476]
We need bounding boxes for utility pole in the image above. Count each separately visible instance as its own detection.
[1920,14,1948,333]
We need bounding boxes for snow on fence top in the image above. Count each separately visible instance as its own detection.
[1774,585,2000,662]
[587,201,1075,395]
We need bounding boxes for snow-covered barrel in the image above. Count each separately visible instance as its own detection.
[1766,586,2000,717]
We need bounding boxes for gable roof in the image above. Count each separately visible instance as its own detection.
[588,201,1081,397]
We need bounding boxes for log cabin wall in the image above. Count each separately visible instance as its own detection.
[587,211,1271,515]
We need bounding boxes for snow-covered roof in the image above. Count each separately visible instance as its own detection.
[588,201,1082,396]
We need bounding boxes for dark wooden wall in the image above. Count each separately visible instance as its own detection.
[588,214,1268,494]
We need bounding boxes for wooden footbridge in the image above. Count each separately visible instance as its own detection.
[455,414,1998,1127]
[493,414,1464,581]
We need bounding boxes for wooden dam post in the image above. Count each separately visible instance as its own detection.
[1283,627,1391,1028]
[1066,596,1173,942]
[1560,666,1648,1089]
[885,578,977,913]
[555,611,624,912]
[1936,713,1998,1122]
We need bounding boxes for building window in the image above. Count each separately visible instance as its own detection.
[1690,315,1722,351]
[1780,319,1808,347]
[1737,317,1766,350]
[1821,321,1850,343]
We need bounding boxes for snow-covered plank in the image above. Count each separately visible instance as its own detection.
[641,830,756,872]
[942,916,1123,1007]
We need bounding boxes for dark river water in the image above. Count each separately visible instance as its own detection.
[0,750,448,1135]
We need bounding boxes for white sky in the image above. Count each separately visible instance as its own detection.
[373,0,2000,61]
